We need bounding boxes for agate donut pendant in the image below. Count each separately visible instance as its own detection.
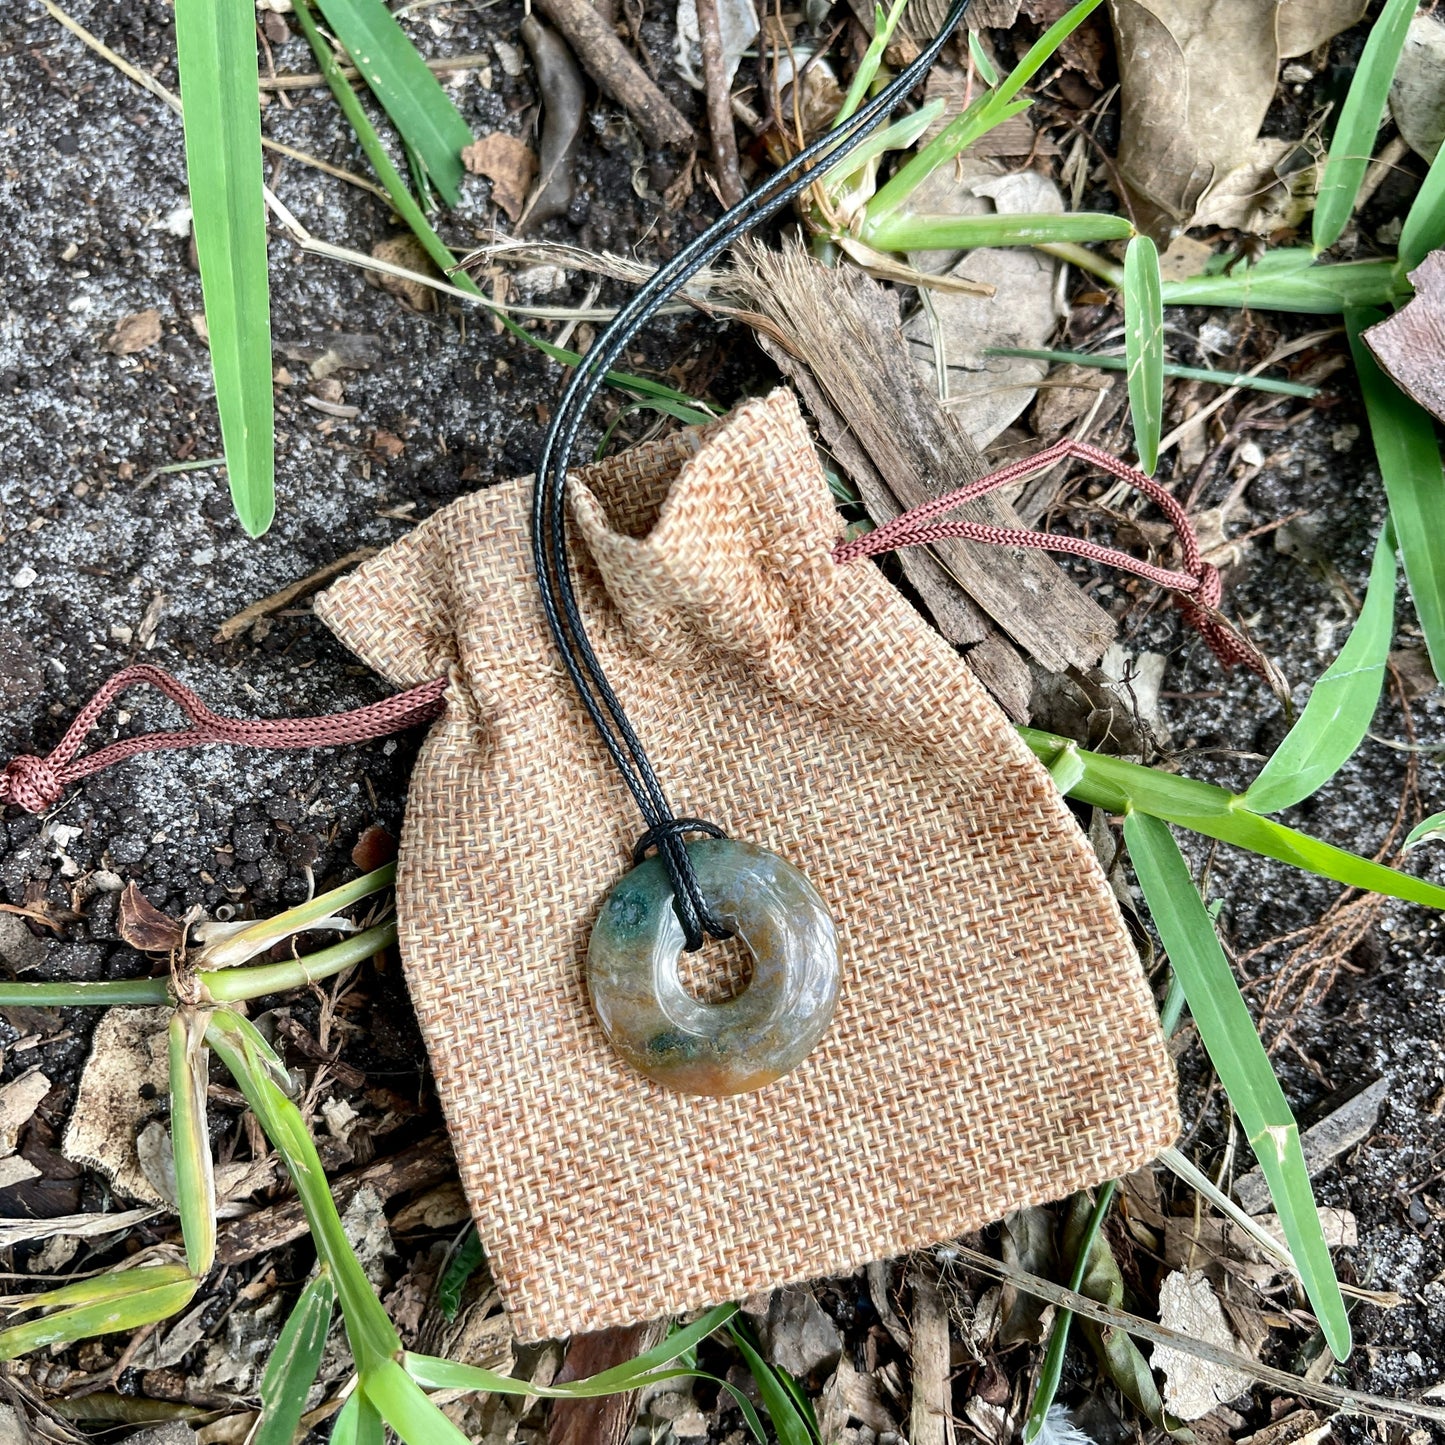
[586,839,839,1095]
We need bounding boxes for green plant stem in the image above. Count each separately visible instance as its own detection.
[1035,240,1124,285]
[0,923,395,1009]
[986,348,1317,398]
[1022,1181,1118,1442]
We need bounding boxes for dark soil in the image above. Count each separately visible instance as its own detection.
[3,0,1445,1440]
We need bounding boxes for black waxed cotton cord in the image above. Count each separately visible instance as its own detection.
[532,0,973,950]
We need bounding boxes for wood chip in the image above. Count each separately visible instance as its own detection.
[61,1007,172,1205]
[907,1263,953,1445]
[740,242,1114,679]
[106,309,163,355]
[0,1068,51,1154]
[215,1134,455,1263]
[548,1322,666,1445]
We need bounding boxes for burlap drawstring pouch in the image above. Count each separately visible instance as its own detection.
[313,387,1180,1343]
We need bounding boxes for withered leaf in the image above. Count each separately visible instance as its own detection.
[1363,251,1445,426]
[118,881,185,953]
[1108,0,1365,235]
[351,823,398,872]
[463,133,539,224]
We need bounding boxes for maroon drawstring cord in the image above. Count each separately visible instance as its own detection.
[0,442,1262,815]
[831,437,1269,679]
[0,664,448,814]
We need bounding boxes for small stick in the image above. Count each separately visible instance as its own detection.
[213,547,378,643]
[694,0,744,205]
[259,52,494,91]
[531,0,695,150]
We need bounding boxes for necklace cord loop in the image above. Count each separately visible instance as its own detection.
[531,0,977,951]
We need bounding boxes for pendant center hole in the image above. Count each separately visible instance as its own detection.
[676,930,754,1004]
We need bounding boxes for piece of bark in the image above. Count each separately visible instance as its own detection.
[547,1321,667,1445]
[695,0,744,205]
[757,335,986,650]
[531,0,695,150]
[215,1135,455,1263]
[740,242,1115,674]
[1363,251,1445,426]
[906,1263,954,1445]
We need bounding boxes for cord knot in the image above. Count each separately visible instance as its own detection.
[0,755,64,813]
[1192,559,1223,611]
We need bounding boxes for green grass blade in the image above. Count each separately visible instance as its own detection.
[437,1228,483,1321]
[293,0,479,294]
[365,1359,472,1445]
[1159,256,1404,313]
[1022,1183,1118,1443]
[206,1009,402,1372]
[968,30,1000,87]
[1405,812,1445,850]
[1242,521,1397,814]
[1,1263,196,1317]
[310,0,473,207]
[330,1391,385,1445]
[835,0,909,127]
[1122,812,1351,1360]
[194,862,395,968]
[256,1271,337,1445]
[0,1273,198,1360]
[1017,725,1445,910]
[168,1012,216,1279]
[985,347,1318,398]
[867,0,1103,219]
[1123,234,1164,473]
[1399,143,1445,274]
[865,210,1132,251]
[1312,0,1417,252]
[1347,310,1445,682]
[403,1304,739,1397]
[726,1323,818,1445]
[173,0,274,536]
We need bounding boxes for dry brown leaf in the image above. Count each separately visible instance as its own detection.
[61,1006,171,1205]
[902,164,1063,448]
[1109,0,1363,235]
[118,881,186,954]
[370,235,438,312]
[463,133,539,223]
[1151,1270,1255,1421]
[1364,251,1445,425]
[106,308,163,355]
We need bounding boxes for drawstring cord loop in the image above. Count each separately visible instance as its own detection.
[831,437,1271,679]
[0,664,447,814]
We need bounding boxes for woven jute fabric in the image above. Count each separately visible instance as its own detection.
[315,388,1179,1342]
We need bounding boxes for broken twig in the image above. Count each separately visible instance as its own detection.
[530,0,695,150]
[695,0,745,206]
